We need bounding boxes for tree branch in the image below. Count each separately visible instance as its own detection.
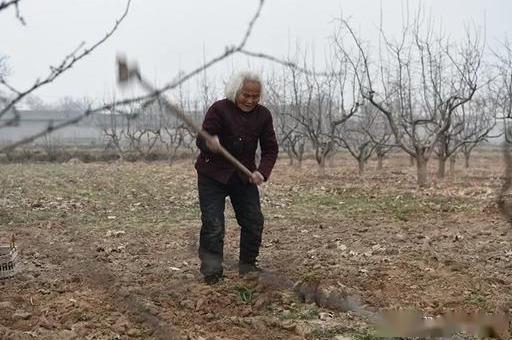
[1,0,267,152]
[0,0,132,118]
[0,0,24,24]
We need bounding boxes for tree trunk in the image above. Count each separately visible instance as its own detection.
[315,146,327,175]
[298,143,305,169]
[416,155,428,188]
[168,151,174,166]
[318,156,326,176]
[377,154,384,170]
[315,147,321,166]
[358,159,365,175]
[287,150,294,166]
[295,146,304,168]
[464,152,470,169]
[449,156,456,176]
[110,138,125,161]
[168,145,179,165]
[328,153,335,167]
[409,155,415,167]
[437,157,446,180]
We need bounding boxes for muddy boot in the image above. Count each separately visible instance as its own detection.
[204,273,224,285]
[239,263,262,276]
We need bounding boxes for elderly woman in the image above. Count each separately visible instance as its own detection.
[195,71,278,285]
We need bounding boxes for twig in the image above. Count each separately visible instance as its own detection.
[1,0,266,153]
[239,49,334,76]
[0,0,131,118]
[0,0,24,24]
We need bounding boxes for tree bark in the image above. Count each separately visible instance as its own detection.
[416,155,428,187]
[315,145,328,174]
[464,152,470,168]
[377,154,384,170]
[318,156,326,176]
[358,159,365,175]
[409,155,415,167]
[328,153,336,167]
[449,156,456,176]
[437,157,446,180]
[296,143,305,169]
[287,151,294,166]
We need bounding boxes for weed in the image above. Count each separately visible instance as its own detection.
[234,284,254,304]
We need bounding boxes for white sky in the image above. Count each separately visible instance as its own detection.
[1,0,511,104]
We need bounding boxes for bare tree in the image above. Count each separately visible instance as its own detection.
[338,10,483,186]
[284,45,360,174]
[125,113,161,160]
[0,55,10,95]
[160,123,195,164]
[498,39,512,120]
[40,133,62,162]
[331,104,377,175]
[434,28,485,173]
[358,103,395,170]
[493,38,512,145]
[196,56,219,115]
[23,95,50,110]
[0,55,16,128]
[53,96,94,112]
[152,96,196,164]
[437,91,497,172]
[98,99,174,161]
[96,103,134,161]
[264,69,307,166]
[285,131,306,167]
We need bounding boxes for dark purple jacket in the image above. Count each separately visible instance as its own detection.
[195,98,278,184]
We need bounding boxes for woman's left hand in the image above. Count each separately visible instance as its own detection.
[249,171,264,186]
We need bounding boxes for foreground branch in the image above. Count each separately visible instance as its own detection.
[0,0,131,118]
[0,0,265,152]
[0,0,24,24]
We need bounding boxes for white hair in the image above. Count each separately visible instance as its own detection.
[224,71,263,103]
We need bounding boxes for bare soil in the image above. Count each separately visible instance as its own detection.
[0,151,511,339]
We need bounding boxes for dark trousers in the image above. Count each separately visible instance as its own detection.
[198,173,264,277]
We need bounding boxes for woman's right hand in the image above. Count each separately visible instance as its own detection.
[206,135,221,153]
